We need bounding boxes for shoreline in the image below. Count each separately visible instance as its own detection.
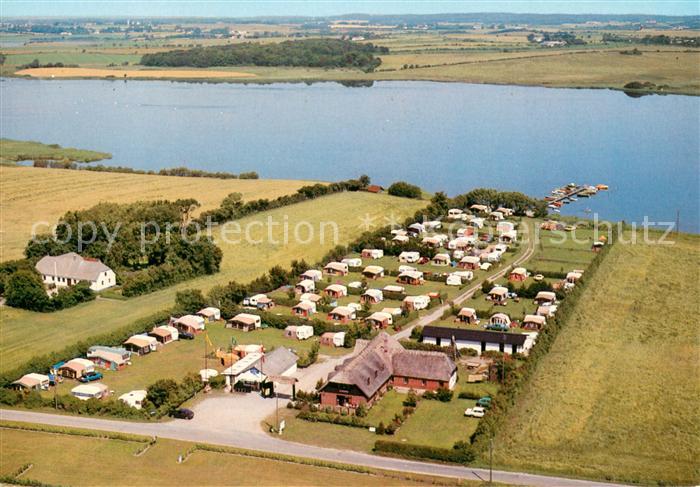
[4,73,698,97]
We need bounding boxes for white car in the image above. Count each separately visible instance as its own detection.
[464,407,486,418]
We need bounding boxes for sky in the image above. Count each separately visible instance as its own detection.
[1,1,698,18]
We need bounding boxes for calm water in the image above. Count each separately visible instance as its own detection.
[1,78,698,232]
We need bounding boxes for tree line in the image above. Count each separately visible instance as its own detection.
[140,38,388,72]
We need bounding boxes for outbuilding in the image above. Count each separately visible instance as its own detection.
[397,271,424,286]
[59,358,95,380]
[300,269,323,282]
[402,295,430,311]
[509,267,528,282]
[327,306,356,323]
[87,346,130,371]
[292,300,317,318]
[324,284,348,299]
[124,335,158,355]
[324,262,349,276]
[71,383,109,401]
[361,249,384,259]
[321,331,346,347]
[227,313,262,332]
[522,314,547,330]
[458,255,480,270]
[119,390,147,409]
[12,373,50,391]
[361,289,383,304]
[295,279,315,294]
[362,265,385,279]
[171,315,205,334]
[534,291,557,306]
[422,326,535,356]
[284,325,314,340]
[488,286,509,304]
[399,251,420,263]
[365,311,393,329]
[197,307,221,323]
[456,307,479,325]
[341,258,363,269]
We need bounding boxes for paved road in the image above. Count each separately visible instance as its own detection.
[0,409,627,487]
[394,227,537,341]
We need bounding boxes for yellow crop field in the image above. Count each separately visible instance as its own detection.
[0,166,315,260]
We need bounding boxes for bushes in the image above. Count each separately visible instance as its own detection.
[374,440,475,464]
[297,341,320,368]
[141,39,386,72]
[4,269,52,311]
[388,181,422,199]
[399,339,451,354]
[297,411,369,428]
[0,389,149,420]
[146,373,203,415]
[458,391,483,400]
[422,387,453,402]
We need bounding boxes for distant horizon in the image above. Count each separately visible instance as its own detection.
[1,1,698,19]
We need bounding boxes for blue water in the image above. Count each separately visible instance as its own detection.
[1,78,698,232]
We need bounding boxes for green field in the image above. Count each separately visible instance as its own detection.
[0,423,460,486]
[493,232,700,485]
[0,138,111,163]
[0,191,425,373]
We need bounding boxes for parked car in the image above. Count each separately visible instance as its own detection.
[171,408,194,420]
[485,323,510,332]
[464,407,486,418]
[179,331,195,340]
[78,371,103,383]
[476,396,492,409]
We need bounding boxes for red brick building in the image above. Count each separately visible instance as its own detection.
[319,332,457,410]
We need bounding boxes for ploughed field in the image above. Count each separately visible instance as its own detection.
[0,191,425,372]
[493,231,700,485]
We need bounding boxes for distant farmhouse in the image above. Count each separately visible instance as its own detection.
[35,252,116,291]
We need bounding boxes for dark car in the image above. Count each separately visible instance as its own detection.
[171,408,194,420]
[78,371,103,383]
[179,331,195,340]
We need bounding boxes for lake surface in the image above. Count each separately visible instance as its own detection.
[1,78,698,232]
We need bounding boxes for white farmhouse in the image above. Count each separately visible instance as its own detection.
[35,252,116,291]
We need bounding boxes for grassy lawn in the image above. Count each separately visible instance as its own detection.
[41,322,345,398]
[493,232,700,485]
[0,138,111,163]
[396,399,479,449]
[0,425,451,486]
[272,368,501,453]
[365,390,406,427]
[0,191,425,373]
